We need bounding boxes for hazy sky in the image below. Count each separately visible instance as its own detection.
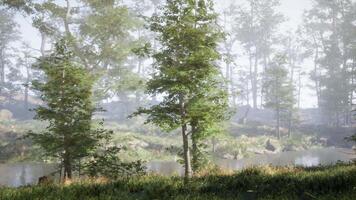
[16,0,313,53]
[13,0,318,108]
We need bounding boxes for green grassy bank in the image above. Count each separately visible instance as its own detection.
[1,163,355,200]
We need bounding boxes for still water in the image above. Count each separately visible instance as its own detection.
[0,148,354,187]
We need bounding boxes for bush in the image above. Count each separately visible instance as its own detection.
[84,147,146,179]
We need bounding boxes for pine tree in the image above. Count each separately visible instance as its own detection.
[28,39,110,180]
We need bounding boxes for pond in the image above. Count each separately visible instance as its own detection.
[0,148,354,187]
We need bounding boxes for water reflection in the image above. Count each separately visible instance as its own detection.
[295,155,319,167]
[0,148,354,187]
[0,163,56,187]
[217,148,354,170]
[147,161,183,176]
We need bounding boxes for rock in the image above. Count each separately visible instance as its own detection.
[128,139,149,149]
[38,176,52,185]
[282,144,296,152]
[319,137,328,146]
[223,153,234,160]
[265,139,276,152]
[0,109,13,121]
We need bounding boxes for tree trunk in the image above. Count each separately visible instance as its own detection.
[63,151,72,181]
[211,137,216,153]
[312,36,321,107]
[248,49,253,107]
[179,94,192,181]
[191,125,200,173]
[298,71,302,109]
[0,50,4,96]
[252,49,258,109]
[24,61,30,111]
[182,124,192,180]
[287,111,292,138]
[24,85,29,110]
[276,105,280,140]
[40,32,46,56]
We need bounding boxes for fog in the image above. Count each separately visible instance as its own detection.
[0,0,355,189]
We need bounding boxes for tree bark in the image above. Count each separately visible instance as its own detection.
[24,57,30,111]
[63,152,72,180]
[276,105,280,140]
[179,94,192,181]
[40,32,46,56]
[191,125,199,173]
[182,124,192,180]
[252,49,258,109]
[0,49,4,96]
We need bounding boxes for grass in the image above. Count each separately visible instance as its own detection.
[1,119,329,163]
[0,163,355,200]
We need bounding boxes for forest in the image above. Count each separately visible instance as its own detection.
[0,0,355,199]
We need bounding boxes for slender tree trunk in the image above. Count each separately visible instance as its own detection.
[298,71,302,109]
[252,49,258,109]
[179,94,192,181]
[59,160,62,183]
[63,0,90,70]
[40,32,46,56]
[248,49,253,107]
[229,61,236,107]
[312,36,321,107]
[182,124,192,180]
[78,159,81,177]
[276,104,280,140]
[211,137,216,153]
[191,125,198,173]
[287,111,292,138]
[0,50,4,96]
[24,60,30,111]
[63,153,72,180]
[135,56,142,105]
[24,85,29,110]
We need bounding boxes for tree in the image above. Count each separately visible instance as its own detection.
[234,0,284,109]
[303,0,356,126]
[263,55,295,139]
[3,0,144,103]
[219,4,238,107]
[28,39,110,180]
[280,33,305,137]
[0,8,20,101]
[189,84,230,172]
[134,0,227,180]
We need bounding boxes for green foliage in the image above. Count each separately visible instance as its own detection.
[303,0,356,126]
[3,0,146,102]
[28,39,112,179]
[233,0,285,108]
[263,55,296,138]
[0,8,20,101]
[0,164,355,200]
[263,55,295,111]
[84,147,146,179]
[135,0,228,129]
[133,0,230,177]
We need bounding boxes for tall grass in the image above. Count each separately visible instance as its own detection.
[0,163,355,200]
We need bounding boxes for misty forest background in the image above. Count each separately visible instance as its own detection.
[0,0,355,180]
